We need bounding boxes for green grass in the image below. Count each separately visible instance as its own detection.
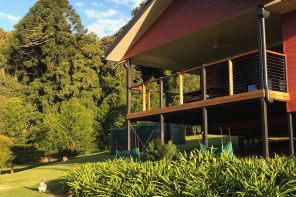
[0,151,113,197]
[0,135,236,196]
[178,134,238,151]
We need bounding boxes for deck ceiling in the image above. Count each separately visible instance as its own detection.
[131,9,282,71]
[266,0,296,14]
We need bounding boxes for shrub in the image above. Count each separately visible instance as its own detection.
[65,150,296,196]
[146,139,177,161]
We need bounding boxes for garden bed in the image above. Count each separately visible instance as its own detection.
[65,150,296,196]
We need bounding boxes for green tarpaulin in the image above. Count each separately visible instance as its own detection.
[199,142,234,158]
[115,148,141,160]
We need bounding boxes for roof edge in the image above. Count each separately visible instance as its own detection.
[103,0,153,60]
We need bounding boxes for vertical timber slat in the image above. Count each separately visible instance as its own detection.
[179,74,184,105]
[142,84,146,111]
[228,59,234,96]
[147,90,151,111]
[288,113,295,156]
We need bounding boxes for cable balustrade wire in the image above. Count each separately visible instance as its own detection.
[129,50,287,113]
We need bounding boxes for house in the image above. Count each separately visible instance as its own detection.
[105,0,296,157]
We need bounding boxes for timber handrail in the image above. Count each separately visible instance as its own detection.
[131,87,160,93]
[129,50,286,89]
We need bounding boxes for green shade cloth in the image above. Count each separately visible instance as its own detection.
[115,148,140,160]
[199,142,233,158]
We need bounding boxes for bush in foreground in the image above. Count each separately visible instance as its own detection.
[146,139,177,161]
[65,150,296,196]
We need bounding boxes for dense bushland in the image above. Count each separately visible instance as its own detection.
[0,0,201,163]
[66,150,296,196]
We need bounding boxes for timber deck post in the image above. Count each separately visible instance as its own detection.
[201,64,208,146]
[160,78,164,108]
[126,59,131,151]
[288,113,295,156]
[142,84,146,111]
[179,73,184,105]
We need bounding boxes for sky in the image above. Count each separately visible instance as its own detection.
[0,0,143,38]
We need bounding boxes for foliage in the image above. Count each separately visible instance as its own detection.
[0,134,14,168]
[146,140,177,161]
[0,0,162,153]
[36,98,96,156]
[4,0,103,114]
[0,97,41,144]
[66,151,296,196]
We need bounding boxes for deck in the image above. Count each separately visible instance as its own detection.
[127,90,289,120]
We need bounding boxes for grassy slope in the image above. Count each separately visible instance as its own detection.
[0,135,236,196]
[0,151,112,197]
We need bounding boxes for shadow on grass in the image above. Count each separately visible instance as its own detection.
[1,162,48,175]
[47,178,68,197]
[24,181,67,197]
[1,152,114,175]
[63,151,114,165]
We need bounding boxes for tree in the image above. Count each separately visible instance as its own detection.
[0,97,41,144]
[5,0,103,113]
[0,28,9,75]
[0,135,13,168]
[37,98,96,155]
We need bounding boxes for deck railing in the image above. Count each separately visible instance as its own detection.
[129,50,287,113]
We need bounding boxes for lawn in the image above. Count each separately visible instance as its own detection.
[179,134,238,151]
[0,135,234,196]
[0,151,113,197]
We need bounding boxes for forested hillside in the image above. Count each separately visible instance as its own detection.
[0,0,198,164]
[0,0,148,160]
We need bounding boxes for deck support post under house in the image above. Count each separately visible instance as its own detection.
[201,64,208,146]
[160,114,165,144]
[126,59,131,151]
[258,5,270,157]
[288,113,295,156]
[261,97,269,157]
[160,78,165,144]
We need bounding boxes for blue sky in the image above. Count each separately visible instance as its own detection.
[0,0,142,38]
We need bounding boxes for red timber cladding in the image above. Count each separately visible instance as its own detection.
[283,10,296,113]
[123,0,262,60]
